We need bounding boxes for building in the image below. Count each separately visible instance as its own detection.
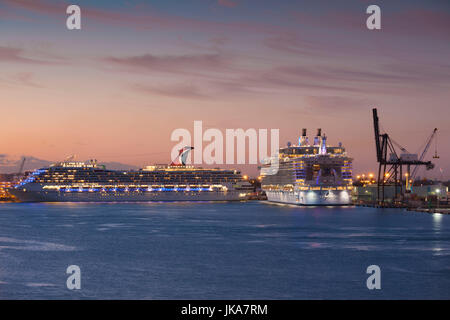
[353,184,448,203]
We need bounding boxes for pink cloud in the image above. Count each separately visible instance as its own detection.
[133,83,208,100]
[0,45,66,66]
[2,0,67,14]
[385,9,450,40]
[0,46,45,64]
[103,52,231,76]
[10,72,43,88]
[102,49,450,100]
[0,71,43,88]
[218,0,238,8]
[290,8,450,40]
[302,96,371,114]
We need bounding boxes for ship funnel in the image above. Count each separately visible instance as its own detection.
[319,134,327,155]
[314,128,322,146]
[299,128,308,146]
[171,146,194,166]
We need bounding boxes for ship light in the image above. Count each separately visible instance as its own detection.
[306,191,317,200]
[340,190,350,202]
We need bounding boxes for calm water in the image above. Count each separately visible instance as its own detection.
[0,202,449,299]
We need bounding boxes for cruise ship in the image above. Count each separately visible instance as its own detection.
[260,129,353,205]
[10,147,253,202]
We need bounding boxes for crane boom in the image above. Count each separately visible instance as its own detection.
[18,157,26,175]
[389,137,409,153]
[411,128,438,180]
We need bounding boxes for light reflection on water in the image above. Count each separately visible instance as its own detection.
[0,202,449,299]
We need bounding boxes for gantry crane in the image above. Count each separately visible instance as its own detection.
[372,109,437,205]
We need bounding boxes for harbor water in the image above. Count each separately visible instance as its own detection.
[0,202,449,299]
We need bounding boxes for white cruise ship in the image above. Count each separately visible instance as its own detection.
[260,129,353,205]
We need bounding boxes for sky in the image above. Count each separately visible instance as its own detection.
[0,0,449,178]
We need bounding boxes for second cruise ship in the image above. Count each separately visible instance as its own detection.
[260,129,353,205]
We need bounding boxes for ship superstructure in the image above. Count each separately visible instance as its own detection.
[260,129,353,205]
[10,148,252,202]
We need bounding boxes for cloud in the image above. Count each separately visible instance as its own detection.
[8,72,43,88]
[218,0,238,8]
[2,0,280,35]
[208,36,229,47]
[265,8,450,64]
[0,45,66,66]
[236,61,450,96]
[103,52,231,76]
[2,0,66,15]
[132,83,209,100]
[0,46,43,64]
[0,154,13,165]
[264,35,329,59]
[290,8,450,40]
[105,51,450,100]
[383,9,450,41]
[302,96,371,114]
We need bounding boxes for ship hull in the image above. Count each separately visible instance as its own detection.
[9,189,247,202]
[264,190,351,206]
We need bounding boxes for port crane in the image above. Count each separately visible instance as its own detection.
[372,109,438,205]
[13,157,26,183]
